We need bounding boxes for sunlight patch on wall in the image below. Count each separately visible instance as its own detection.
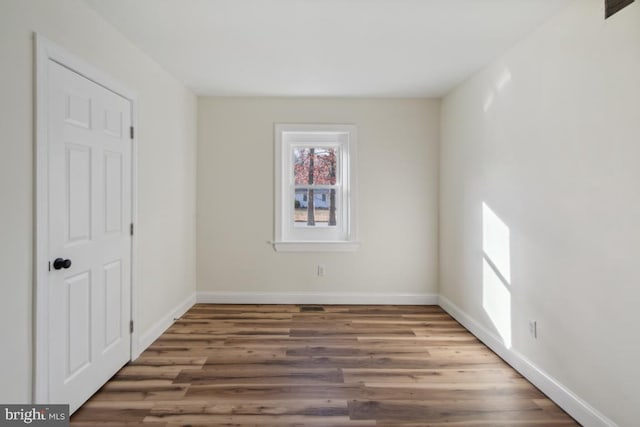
[483,91,495,112]
[482,202,512,348]
[482,202,511,282]
[496,68,513,92]
[482,66,512,113]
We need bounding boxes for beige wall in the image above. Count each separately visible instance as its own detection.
[4,0,635,423]
[0,0,197,402]
[440,0,640,425]
[197,97,439,300]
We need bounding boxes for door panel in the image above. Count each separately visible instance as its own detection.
[65,93,91,129]
[104,152,123,234]
[103,109,123,138]
[66,271,92,377]
[104,260,123,349]
[66,145,92,244]
[48,60,132,413]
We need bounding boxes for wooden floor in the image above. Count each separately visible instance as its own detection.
[71,304,579,426]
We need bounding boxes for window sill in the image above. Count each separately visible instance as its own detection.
[272,241,360,253]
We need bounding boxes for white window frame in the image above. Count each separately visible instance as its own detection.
[274,124,359,252]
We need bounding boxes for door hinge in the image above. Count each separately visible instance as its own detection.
[130,126,134,139]
[130,320,134,334]
[48,261,51,272]
[130,223,134,236]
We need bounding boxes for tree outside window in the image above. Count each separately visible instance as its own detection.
[293,147,338,227]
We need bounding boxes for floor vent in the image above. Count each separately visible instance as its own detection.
[300,306,325,312]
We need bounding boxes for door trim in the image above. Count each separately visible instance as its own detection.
[34,33,139,404]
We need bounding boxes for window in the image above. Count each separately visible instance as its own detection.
[274,124,358,252]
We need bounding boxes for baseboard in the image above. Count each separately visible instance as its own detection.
[137,292,196,356]
[196,291,439,305]
[438,295,617,427]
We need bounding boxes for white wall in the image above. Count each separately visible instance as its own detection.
[197,97,439,302]
[0,0,197,403]
[440,1,639,425]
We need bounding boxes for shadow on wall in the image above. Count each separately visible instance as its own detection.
[482,202,512,349]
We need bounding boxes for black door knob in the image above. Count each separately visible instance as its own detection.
[53,258,72,270]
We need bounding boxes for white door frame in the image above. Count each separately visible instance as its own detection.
[34,33,140,404]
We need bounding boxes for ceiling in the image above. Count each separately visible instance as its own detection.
[83,0,571,97]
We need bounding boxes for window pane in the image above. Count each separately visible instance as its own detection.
[293,147,338,185]
[294,189,337,226]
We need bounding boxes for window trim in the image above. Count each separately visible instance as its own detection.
[274,124,359,252]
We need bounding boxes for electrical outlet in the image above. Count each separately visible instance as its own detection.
[317,264,325,277]
[528,320,537,339]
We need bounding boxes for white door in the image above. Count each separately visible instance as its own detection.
[47,60,132,413]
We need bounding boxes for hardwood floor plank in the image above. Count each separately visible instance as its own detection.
[91,383,189,401]
[343,367,523,384]
[375,421,577,427]
[184,384,362,400]
[144,414,360,425]
[71,401,154,423]
[357,336,483,345]
[166,326,292,336]
[357,384,547,400]
[289,328,417,337]
[72,423,167,427]
[148,400,349,417]
[201,355,508,370]
[348,399,576,423]
[173,367,345,385]
[148,346,288,359]
[70,304,579,426]
[285,345,434,357]
[161,423,375,427]
[131,356,208,366]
